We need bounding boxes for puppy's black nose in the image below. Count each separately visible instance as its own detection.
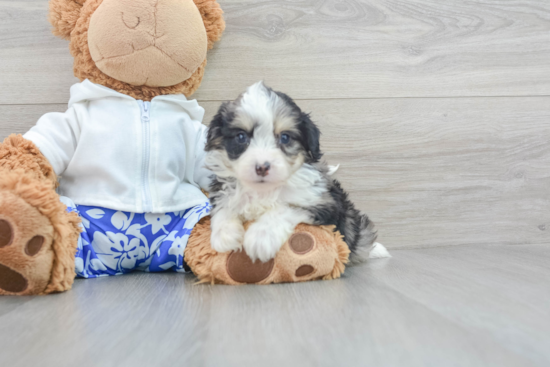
[255,162,271,177]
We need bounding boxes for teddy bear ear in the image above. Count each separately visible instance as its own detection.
[193,0,226,50]
[48,0,86,40]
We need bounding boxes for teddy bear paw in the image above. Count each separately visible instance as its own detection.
[224,228,331,284]
[226,250,275,284]
[0,192,55,295]
[287,232,317,277]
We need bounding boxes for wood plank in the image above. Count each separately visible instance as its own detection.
[1,244,549,367]
[1,0,550,104]
[0,1,78,104]
[2,96,549,249]
[0,104,67,138]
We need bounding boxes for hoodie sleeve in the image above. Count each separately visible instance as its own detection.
[23,107,80,177]
[193,123,213,191]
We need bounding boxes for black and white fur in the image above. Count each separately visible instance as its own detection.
[205,82,389,263]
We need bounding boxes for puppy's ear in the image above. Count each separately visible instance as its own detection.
[299,113,323,163]
[49,0,86,40]
[206,102,232,151]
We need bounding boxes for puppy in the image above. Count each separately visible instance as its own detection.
[205,82,385,263]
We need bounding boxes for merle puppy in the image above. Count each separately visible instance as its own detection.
[204,82,387,263]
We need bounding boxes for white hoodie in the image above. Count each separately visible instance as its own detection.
[24,80,211,213]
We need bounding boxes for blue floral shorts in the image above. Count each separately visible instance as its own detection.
[60,197,211,278]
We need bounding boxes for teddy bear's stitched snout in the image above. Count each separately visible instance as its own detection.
[87,0,208,88]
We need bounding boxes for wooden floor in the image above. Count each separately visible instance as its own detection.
[1,0,550,366]
[1,244,550,367]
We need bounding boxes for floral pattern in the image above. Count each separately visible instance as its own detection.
[63,197,211,278]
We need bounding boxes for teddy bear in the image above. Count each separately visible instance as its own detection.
[0,0,357,295]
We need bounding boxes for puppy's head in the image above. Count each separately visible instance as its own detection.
[206,82,322,188]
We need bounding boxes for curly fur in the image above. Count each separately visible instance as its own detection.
[322,227,350,280]
[49,0,225,100]
[49,0,84,40]
[0,134,58,187]
[205,83,377,263]
[193,0,226,50]
[0,172,81,294]
[0,136,82,294]
[1,175,81,294]
[184,216,220,284]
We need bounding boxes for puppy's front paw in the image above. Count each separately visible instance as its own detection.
[243,223,289,263]
[210,220,245,254]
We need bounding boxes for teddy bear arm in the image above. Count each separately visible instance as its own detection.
[0,134,58,188]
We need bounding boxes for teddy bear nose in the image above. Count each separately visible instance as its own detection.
[255,162,271,177]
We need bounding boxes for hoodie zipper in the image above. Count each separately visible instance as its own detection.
[138,100,152,213]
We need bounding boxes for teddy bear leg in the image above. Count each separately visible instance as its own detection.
[0,135,81,295]
[0,189,56,295]
[185,217,350,285]
[0,177,80,295]
[255,224,351,284]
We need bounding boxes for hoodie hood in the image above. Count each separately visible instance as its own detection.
[68,79,205,122]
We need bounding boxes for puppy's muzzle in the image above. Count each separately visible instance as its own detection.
[255,162,271,177]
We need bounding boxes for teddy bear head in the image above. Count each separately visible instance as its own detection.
[49,0,225,100]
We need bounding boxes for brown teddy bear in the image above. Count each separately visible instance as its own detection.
[0,0,353,295]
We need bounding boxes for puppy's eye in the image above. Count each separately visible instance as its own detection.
[279,133,291,145]
[235,132,248,144]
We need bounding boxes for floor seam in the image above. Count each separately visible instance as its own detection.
[2,95,550,107]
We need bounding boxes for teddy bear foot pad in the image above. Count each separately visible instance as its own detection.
[0,192,55,295]
[0,220,34,292]
[225,232,318,283]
